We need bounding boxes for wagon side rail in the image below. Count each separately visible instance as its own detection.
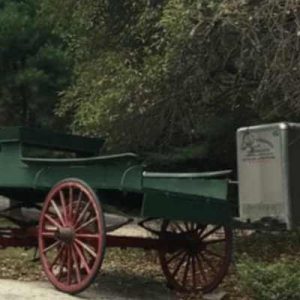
[141,170,233,225]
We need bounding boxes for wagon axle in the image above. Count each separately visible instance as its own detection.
[106,233,205,252]
[0,227,208,253]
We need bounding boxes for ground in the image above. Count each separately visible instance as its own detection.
[0,275,173,300]
[0,223,299,299]
[0,222,175,299]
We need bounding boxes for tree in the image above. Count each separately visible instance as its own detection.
[45,0,300,170]
[0,0,71,128]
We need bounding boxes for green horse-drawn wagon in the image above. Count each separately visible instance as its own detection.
[0,127,233,294]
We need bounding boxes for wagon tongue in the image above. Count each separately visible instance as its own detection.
[55,227,75,244]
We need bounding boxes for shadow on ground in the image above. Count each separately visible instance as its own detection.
[80,272,175,300]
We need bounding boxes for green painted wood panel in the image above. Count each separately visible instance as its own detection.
[143,175,229,200]
[142,190,232,224]
[0,142,143,192]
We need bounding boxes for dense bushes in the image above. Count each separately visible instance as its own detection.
[238,257,300,300]
[236,231,300,300]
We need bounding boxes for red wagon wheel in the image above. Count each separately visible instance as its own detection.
[159,220,232,293]
[39,179,105,294]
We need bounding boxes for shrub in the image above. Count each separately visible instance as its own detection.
[237,257,300,300]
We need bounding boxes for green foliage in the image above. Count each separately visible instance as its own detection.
[2,0,300,169]
[0,0,71,128]
[40,0,300,168]
[238,256,300,300]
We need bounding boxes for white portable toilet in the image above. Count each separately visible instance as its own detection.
[237,122,300,229]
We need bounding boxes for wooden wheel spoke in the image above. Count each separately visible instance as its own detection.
[57,247,68,280]
[83,210,92,224]
[75,202,91,227]
[182,255,190,287]
[76,233,99,239]
[42,231,56,238]
[75,238,97,258]
[191,223,198,231]
[51,200,66,226]
[59,191,67,223]
[69,186,73,220]
[74,243,91,274]
[74,190,83,221]
[171,252,188,278]
[43,240,60,253]
[75,217,97,232]
[200,252,217,274]
[204,238,226,245]
[67,246,72,285]
[195,254,208,283]
[172,222,185,233]
[71,246,81,283]
[191,255,197,290]
[184,222,191,231]
[204,249,225,260]
[166,250,185,264]
[197,225,207,237]
[201,225,222,240]
[50,245,65,270]
[45,213,61,229]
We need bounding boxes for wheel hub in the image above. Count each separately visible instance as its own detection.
[55,227,75,244]
[186,235,206,254]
